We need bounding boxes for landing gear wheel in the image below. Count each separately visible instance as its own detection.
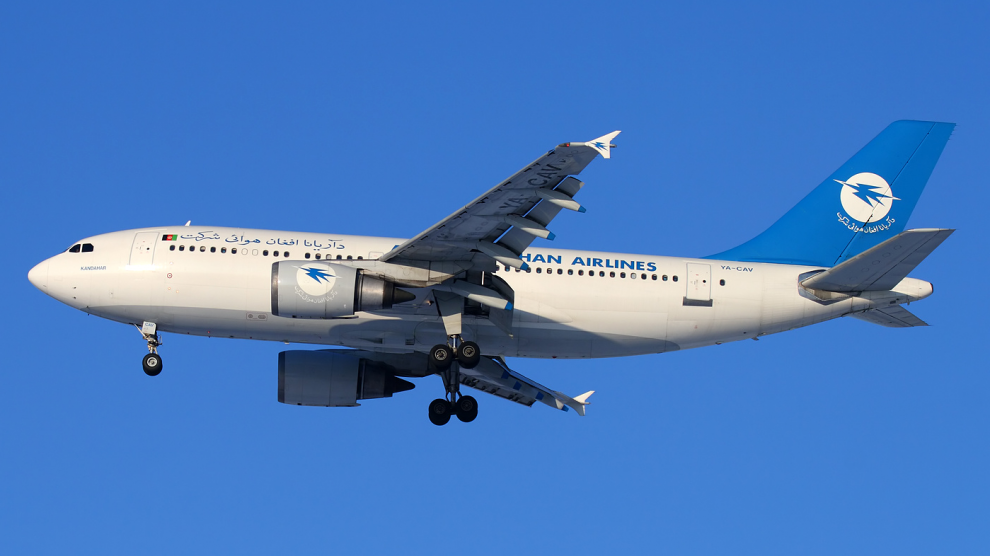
[455,395,478,423]
[142,353,162,376]
[429,344,454,370]
[456,341,481,369]
[428,398,452,426]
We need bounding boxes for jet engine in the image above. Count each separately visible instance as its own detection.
[278,350,415,407]
[271,261,415,318]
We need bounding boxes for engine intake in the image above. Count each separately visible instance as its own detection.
[271,261,415,318]
[278,350,415,407]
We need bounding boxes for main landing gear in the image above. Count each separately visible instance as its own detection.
[427,291,485,425]
[136,321,163,377]
[427,336,480,426]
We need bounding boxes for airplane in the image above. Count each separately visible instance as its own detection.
[27,121,955,426]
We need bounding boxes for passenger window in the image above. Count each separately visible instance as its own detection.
[599,271,605,277]
[641,273,646,280]
[231,248,237,254]
[610,271,616,278]
[210,246,216,253]
[200,246,206,252]
[316,254,322,260]
[720,279,726,286]
[69,244,81,253]
[284,251,290,258]
[662,275,668,281]
[357,256,363,260]
[578,270,584,276]
[169,245,176,251]
[305,253,311,259]
[620,272,626,278]
[557,269,563,275]
[673,276,679,282]
[179,245,185,252]
[263,250,269,256]
[567,269,573,275]
[505,265,511,272]
[273,251,279,257]
[251,249,258,256]
[221,247,227,253]
[82,243,94,252]
[536,268,542,274]
[336,255,342,260]
[651,274,657,280]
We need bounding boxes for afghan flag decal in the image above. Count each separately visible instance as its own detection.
[162,234,178,241]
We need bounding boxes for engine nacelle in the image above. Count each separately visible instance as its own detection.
[271,261,413,318]
[277,350,415,407]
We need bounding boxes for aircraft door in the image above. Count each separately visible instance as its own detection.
[130,232,159,266]
[684,263,712,306]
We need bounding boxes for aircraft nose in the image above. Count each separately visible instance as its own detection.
[28,259,49,291]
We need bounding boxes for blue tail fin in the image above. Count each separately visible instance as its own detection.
[707,120,954,267]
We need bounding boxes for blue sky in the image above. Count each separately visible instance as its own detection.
[2,2,989,554]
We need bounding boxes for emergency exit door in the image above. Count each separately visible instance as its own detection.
[684,263,713,306]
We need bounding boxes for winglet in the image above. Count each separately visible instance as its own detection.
[567,390,595,416]
[587,131,621,159]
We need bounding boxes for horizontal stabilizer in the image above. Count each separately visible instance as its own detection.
[848,305,929,328]
[801,228,953,292]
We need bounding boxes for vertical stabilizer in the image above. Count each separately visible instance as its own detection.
[708,121,954,267]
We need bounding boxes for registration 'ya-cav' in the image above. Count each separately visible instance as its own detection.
[28,122,955,425]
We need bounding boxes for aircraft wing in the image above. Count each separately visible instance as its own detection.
[379,131,620,269]
[459,356,594,416]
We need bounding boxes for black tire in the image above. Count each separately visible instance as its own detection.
[429,344,453,370]
[455,395,478,423]
[142,353,162,376]
[456,341,481,369]
[428,398,452,426]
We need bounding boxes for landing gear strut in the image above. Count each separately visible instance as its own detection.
[427,292,483,425]
[428,336,479,426]
[136,321,163,376]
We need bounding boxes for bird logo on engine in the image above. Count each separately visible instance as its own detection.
[296,265,337,297]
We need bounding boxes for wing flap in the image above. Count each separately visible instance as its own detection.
[801,228,954,292]
[498,176,586,254]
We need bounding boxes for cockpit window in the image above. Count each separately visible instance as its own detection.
[68,244,81,253]
[81,243,94,252]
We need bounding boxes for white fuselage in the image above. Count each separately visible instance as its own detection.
[29,226,933,358]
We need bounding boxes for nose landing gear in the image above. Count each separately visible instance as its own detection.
[142,353,162,376]
[136,321,163,376]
